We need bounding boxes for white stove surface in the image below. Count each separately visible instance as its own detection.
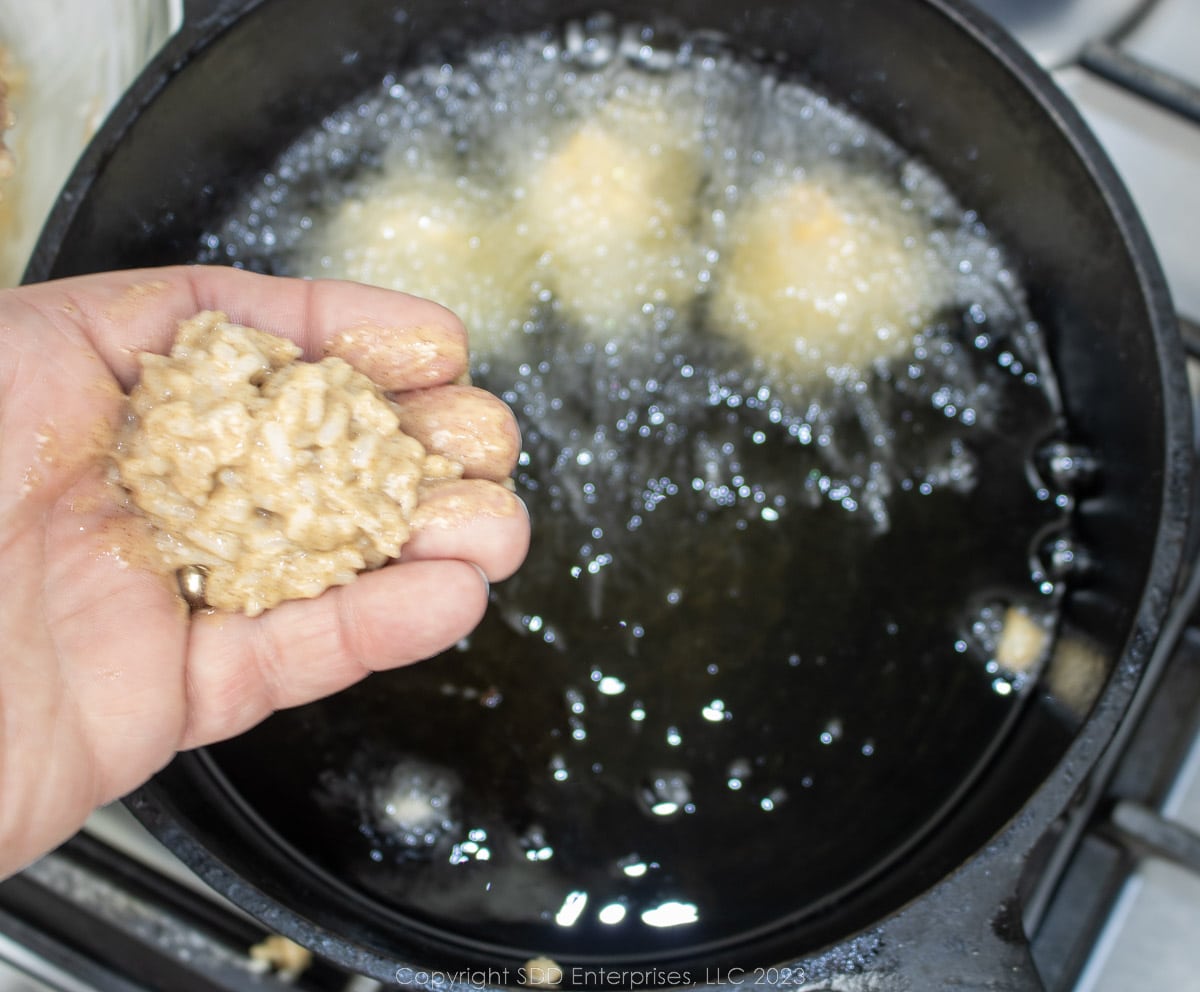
[1040,2,1200,985]
[973,0,1150,68]
[1076,733,1200,991]
[1058,65,1200,321]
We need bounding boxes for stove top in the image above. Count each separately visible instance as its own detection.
[973,0,1150,68]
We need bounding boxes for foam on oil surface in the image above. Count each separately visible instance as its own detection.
[203,16,1046,536]
[202,15,1076,964]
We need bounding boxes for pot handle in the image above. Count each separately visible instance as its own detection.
[785,853,1045,991]
[876,889,1045,991]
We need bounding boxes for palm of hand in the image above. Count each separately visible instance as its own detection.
[0,267,528,876]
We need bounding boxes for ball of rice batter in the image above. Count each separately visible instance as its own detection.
[113,311,462,616]
[304,167,534,357]
[710,171,951,378]
[516,89,702,339]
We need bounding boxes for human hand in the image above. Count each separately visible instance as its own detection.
[0,266,529,877]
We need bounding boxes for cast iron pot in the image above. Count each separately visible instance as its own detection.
[26,0,1190,988]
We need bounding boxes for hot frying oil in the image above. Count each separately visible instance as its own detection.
[204,16,1075,960]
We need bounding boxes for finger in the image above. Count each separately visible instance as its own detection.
[324,322,468,392]
[19,266,468,390]
[407,479,530,582]
[180,558,488,749]
[196,269,470,377]
[392,384,522,481]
